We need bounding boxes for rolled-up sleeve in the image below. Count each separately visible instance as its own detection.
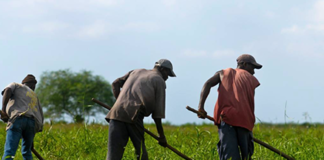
[2,83,17,95]
[152,78,166,119]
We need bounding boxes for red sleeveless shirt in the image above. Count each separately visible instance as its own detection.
[214,68,260,131]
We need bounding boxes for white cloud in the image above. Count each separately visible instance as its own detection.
[121,22,161,32]
[90,0,122,6]
[212,50,236,58]
[76,21,112,38]
[281,1,324,59]
[0,33,6,40]
[182,50,208,58]
[0,1,163,39]
[313,0,324,22]
[286,42,324,58]
[281,24,324,34]
[7,0,122,8]
[0,0,47,18]
[265,11,276,19]
[17,20,161,39]
[306,24,324,31]
[51,0,124,12]
[281,25,303,34]
[0,0,123,18]
[181,49,236,58]
[7,0,48,7]
[75,21,160,38]
[162,0,177,7]
[22,21,70,34]
[281,0,324,34]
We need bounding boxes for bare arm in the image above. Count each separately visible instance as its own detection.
[2,88,12,113]
[153,118,167,147]
[198,71,222,118]
[1,88,12,122]
[112,70,133,99]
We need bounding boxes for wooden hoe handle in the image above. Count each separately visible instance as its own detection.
[32,148,45,160]
[92,98,192,160]
[186,106,296,160]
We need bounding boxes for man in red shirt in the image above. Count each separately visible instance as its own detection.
[197,54,262,160]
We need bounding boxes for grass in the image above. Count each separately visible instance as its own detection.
[0,122,323,160]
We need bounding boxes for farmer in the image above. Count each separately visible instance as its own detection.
[1,74,44,160]
[197,54,262,160]
[105,59,176,160]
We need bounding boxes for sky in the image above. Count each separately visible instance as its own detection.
[0,0,324,125]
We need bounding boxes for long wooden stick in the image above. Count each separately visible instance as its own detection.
[1,111,44,160]
[32,148,45,160]
[92,98,192,160]
[186,106,295,160]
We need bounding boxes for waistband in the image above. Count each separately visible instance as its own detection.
[18,115,35,119]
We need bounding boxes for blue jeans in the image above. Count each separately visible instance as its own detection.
[217,121,254,160]
[2,116,36,160]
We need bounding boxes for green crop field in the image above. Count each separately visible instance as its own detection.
[0,122,323,160]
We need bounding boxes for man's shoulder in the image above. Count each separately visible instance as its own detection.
[221,68,235,75]
[134,69,162,78]
[130,68,150,76]
[126,69,147,77]
[223,68,258,80]
[133,68,149,72]
[223,68,235,72]
[235,69,259,85]
[143,70,165,85]
[8,82,21,86]
[235,68,256,77]
[5,82,22,90]
[150,71,164,81]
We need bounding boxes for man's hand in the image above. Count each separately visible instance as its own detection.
[153,118,168,147]
[158,136,167,147]
[0,110,9,123]
[197,108,207,119]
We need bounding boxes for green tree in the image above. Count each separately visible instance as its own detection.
[36,69,114,123]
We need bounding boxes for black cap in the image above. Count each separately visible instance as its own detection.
[237,54,262,69]
[22,74,37,84]
[155,59,176,77]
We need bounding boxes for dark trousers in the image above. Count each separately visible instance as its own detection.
[2,116,35,160]
[107,119,148,160]
[217,121,254,160]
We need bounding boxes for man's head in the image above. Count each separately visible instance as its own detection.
[154,59,176,81]
[236,54,262,75]
[22,74,37,91]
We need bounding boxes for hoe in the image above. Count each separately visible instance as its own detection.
[186,106,295,160]
[92,98,192,160]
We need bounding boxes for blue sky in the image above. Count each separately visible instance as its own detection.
[0,0,323,125]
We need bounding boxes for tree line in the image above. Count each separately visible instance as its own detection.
[36,69,114,123]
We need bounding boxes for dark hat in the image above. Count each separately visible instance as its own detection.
[155,59,176,77]
[236,54,262,69]
[22,74,37,84]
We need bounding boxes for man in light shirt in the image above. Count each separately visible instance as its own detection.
[1,74,44,160]
[105,59,176,160]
